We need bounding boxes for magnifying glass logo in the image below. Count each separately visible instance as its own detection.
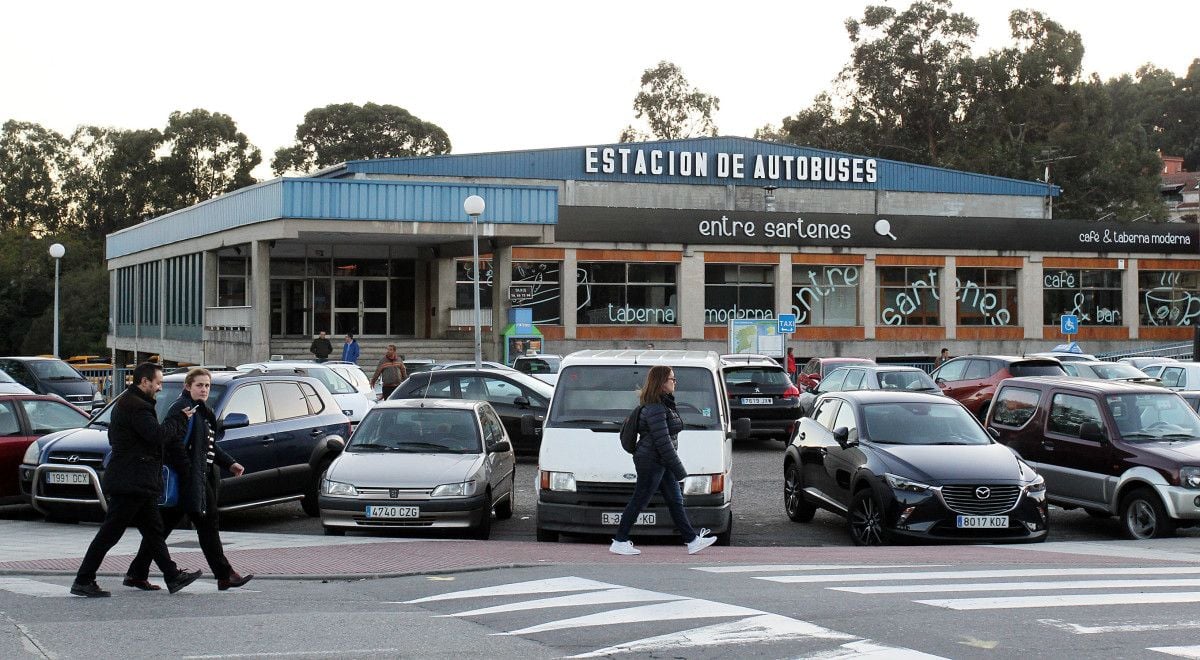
[874,218,898,240]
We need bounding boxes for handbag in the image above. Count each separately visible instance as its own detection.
[158,412,193,508]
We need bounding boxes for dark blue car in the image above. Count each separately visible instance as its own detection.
[19,371,351,521]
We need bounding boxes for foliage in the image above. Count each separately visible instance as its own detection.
[619,61,720,142]
[66,126,164,236]
[157,109,260,210]
[272,102,451,175]
[0,120,73,234]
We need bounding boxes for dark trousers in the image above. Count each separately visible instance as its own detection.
[75,494,180,584]
[614,455,697,543]
[381,384,398,400]
[127,506,231,581]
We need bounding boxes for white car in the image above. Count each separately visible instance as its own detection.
[1156,362,1200,391]
[0,370,33,395]
[238,361,376,425]
[513,354,562,386]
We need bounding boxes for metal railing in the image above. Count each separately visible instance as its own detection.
[1096,342,1194,362]
[76,367,134,401]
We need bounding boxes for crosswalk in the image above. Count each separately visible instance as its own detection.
[0,576,258,598]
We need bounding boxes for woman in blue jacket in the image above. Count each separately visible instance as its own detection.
[610,365,717,556]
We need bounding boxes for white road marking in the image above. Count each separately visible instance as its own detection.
[761,566,1200,584]
[918,591,1200,610]
[835,578,1200,594]
[0,577,76,598]
[1149,646,1200,659]
[443,587,683,617]
[401,576,612,603]
[1039,618,1200,635]
[692,564,947,574]
[800,639,951,659]
[566,613,856,658]
[184,651,399,659]
[497,598,761,636]
[998,541,1200,564]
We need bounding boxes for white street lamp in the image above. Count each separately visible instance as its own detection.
[463,195,486,369]
[48,243,66,358]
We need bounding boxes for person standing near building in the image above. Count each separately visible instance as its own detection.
[310,331,333,362]
[341,333,360,364]
[785,347,797,381]
[70,362,202,597]
[934,347,951,369]
[610,365,716,557]
[123,368,253,592]
[371,344,407,400]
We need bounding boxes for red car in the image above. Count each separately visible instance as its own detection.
[794,357,876,392]
[0,394,91,503]
[930,356,1064,420]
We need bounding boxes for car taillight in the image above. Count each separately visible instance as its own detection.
[782,385,800,398]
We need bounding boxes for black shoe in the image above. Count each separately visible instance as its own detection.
[217,571,254,591]
[70,581,111,598]
[122,575,161,591]
[165,569,202,594]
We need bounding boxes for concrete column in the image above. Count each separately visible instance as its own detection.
[491,245,513,362]
[776,253,792,317]
[1123,258,1139,339]
[862,255,877,339]
[250,240,271,360]
[434,257,457,339]
[1022,257,1044,340]
[203,251,218,309]
[942,256,957,339]
[562,249,577,340]
[158,260,166,341]
[413,258,428,338]
[679,251,705,339]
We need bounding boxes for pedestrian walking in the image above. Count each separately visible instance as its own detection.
[309,330,333,362]
[123,368,254,592]
[785,347,797,381]
[70,362,202,597]
[370,344,407,400]
[933,347,951,369]
[610,365,716,556]
[341,333,360,364]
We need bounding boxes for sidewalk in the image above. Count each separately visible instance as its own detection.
[2,520,1199,580]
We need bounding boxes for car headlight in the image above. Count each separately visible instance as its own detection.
[22,441,42,465]
[320,479,358,497]
[539,470,576,492]
[1181,467,1200,489]
[884,473,932,494]
[1023,473,1047,494]
[431,481,477,498]
[682,474,725,495]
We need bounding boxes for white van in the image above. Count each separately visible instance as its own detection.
[535,350,748,545]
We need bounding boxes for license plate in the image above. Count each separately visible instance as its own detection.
[366,505,419,519]
[741,397,773,405]
[602,512,656,526]
[956,515,1008,529]
[45,472,90,485]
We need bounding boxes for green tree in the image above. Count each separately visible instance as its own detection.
[272,102,452,175]
[157,109,260,211]
[0,229,53,354]
[619,61,719,142]
[0,120,74,234]
[66,126,163,236]
[20,237,110,357]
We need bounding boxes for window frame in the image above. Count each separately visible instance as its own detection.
[576,261,679,326]
[877,266,942,326]
[704,263,776,326]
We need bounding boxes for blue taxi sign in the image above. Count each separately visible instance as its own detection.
[777,314,797,334]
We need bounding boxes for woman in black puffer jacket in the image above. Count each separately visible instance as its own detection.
[610,365,716,556]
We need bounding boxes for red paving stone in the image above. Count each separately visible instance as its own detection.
[0,541,1141,578]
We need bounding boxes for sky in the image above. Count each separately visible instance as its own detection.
[3,1,1198,179]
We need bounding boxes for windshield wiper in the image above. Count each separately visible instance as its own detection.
[683,422,715,429]
[396,442,459,451]
[1158,433,1196,441]
[349,443,391,451]
[90,420,109,428]
[557,417,618,425]
[1120,432,1156,439]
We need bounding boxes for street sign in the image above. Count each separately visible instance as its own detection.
[509,284,536,306]
[777,314,797,334]
[1060,314,1079,335]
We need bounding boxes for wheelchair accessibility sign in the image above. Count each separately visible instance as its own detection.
[1060,314,1079,335]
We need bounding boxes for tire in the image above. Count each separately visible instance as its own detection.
[1119,488,1176,540]
[322,526,345,536]
[715,517,733,546]
[301,472,322,517]
[494,474,515,520]
[784,462,817,523]
[848,488,891,546]
[536,526,559,543]
[471,494,493,540]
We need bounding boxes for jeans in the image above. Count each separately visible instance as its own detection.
[614,455,697,543]
[127,505,231,581]
[75,494,180,584]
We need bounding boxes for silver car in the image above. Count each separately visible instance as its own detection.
[318,399,516,539]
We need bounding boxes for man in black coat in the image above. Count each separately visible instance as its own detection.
[309,331,333,362]
[71,362,202,597]
[123,368,254,591]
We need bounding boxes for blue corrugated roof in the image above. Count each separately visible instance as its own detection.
[106,178,557,259]
[326,136,1060,197]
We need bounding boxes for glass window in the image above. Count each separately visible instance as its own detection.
[1043,268,1122,326]
[932,358,968,382]
[725,367,789,388]
[817,369,848,393]
[877,369,938,392]
[512,261,562,324]
[479,406,505,445]
[964,360,993,380]
[1139,271,1200,326]
[265,382,310,420]
[269,259,306,277]
[705,264,775,325]
[482,377,523,405]
[832,402,858,439]
[956,267,1019,326]
[348,408,480,453]
[223,384,267,425]
[1048,393,1103,438]
[333,259,389,277]
[456,259,494,310]
[991,386,1041,427]
[792,265,860,326]
[577,262,678,325]
[878,267,942,326]
[218,257,248,307]
[411,375,456,399]
[862,401,991,445]
[548,365,718,429]
[0,401,21,436]
[814,398,840,429]
[299,382,325,414]
[843,369,866,391]
[18,400,88,434]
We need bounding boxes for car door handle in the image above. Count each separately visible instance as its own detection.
[260,436,275,445]
[1042,441,1054,451]
[310,429,325,437]
[797,432,805,441]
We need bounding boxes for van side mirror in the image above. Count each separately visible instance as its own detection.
[221,412,250,430]
[987,427,1000,440]
[728,417,752,440]
[1079,421,1106,443]
[832,426,853,448]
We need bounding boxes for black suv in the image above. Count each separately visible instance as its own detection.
[0,357,103,411]
[21,370,351,521]
[721,355,801,441]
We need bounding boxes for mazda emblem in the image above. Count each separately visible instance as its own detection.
[67,455,79,464]
[623,473,636,480]
[389,489,399,499]
[975,486,991,500]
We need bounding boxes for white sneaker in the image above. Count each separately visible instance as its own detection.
[695,528,711,538]
[686,534,717,555]
[610,540,641,556]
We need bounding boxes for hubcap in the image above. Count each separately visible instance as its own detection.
[1127,499,1157,538]
[851,496,884,545]
[785,468,799,514]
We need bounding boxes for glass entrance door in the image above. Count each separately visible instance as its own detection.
[333,279,390,336]
[270,280,308,336]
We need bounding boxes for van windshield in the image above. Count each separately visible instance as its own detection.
[28,360,85,381]
[548,365,720,430]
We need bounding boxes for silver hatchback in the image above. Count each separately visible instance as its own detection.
[318,399,516,539]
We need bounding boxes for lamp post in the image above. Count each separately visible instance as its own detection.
[49,243,66,358]
[463,195,486,369]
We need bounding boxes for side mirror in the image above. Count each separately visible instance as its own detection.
[987,427,1000,440]
[489,440,512,454]
[1079,421,1106,443]
[221,412,250,430]
[513,396,531,409]
[832,426,852,448]
[325,435,346,453]
[728,417,752,440]
[520,414,538,437]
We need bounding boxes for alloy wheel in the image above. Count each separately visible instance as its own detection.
[1125,499,1158,539]
[850,493,885,546]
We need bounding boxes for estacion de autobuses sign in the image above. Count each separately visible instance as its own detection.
[583,146,879,184]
